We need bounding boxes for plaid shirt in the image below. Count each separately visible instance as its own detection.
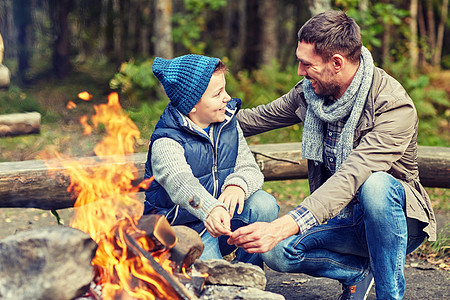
[288,205,317,234]
[324,119,346,174]
[289,118,347,234]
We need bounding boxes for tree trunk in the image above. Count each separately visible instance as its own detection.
[426,0,436,52]
[307,0,331,16]
[236,0,247,70]
[154,0,173,59]
[98,0,109,58]
[409,0,419,75]
[380,0,390,68]
[50,0,74,79]
[12,0,32,83]
[381,22,391,68]
[139,0,152,56]
[112,0,124,61]
[432,0,449,67]
[127,0,137,55]
[418,1,429,68]
[259,0,278,66]
[242,0,260,69]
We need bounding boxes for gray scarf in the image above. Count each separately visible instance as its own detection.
[301,46,374,171]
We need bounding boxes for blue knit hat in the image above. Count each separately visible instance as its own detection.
[152,54,220,115]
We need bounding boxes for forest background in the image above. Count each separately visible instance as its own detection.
[0,0,449,264]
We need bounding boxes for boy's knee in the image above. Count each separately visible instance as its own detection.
[246,190,279,220]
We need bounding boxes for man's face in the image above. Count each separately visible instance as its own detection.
[188,71,231,128]
[296,42,340,98]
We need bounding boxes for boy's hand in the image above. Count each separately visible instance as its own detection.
[205,206,232,238]
[218,185,245,217]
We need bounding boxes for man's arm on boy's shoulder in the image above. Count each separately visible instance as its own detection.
[237,85,304,137]
[151,138,226,220]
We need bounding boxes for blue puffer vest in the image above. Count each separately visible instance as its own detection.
[144,98,241,233]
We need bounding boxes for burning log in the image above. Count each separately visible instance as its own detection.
[170,226,204,273]
[0,112,41,137]
[124,232,198,300]
[136,214,178,251]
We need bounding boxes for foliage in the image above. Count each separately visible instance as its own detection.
[416,224,450,264]
[386,59,450,147]
[226,59,300,109]
[335,1,409,59]
[125,100,168,143]
[0,85,42,114]
[109,59,164,103]
[172,0,227,54]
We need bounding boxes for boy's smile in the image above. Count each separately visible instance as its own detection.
[188,71,231,128]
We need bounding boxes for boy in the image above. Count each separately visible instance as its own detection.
[144,54,279,267]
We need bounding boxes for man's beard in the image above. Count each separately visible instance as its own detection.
[315,81,341,98]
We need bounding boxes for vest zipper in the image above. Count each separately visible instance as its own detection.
[211,113,233,198]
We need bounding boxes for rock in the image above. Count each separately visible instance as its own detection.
[0,226,97,300]
[200,285,285,300]
[194,259,267,290]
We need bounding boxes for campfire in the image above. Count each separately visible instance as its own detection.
[0,92,279,300]
[42,92,206,299]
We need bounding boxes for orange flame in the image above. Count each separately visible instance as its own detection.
[44,92,183,299]
[66,100,77,109]
[78,91,93,101]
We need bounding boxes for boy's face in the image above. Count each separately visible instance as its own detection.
[188,71,231,128]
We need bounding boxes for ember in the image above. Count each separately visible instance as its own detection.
[42,92,198,299]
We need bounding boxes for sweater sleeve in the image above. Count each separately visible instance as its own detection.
[221,123,264,199]
[151,137,227,221]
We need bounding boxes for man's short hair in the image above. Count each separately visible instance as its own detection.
[297,10,362,64]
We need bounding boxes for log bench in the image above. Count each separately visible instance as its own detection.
[0,143,448,210]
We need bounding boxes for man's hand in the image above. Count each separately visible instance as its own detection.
[218,185,245,217]
[205,206,232,238]
[227,215,299,253]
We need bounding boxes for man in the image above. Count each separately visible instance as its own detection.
[228,10,436,300]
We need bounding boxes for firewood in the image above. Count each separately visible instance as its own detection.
[0,144,449,210]
[0,112,41,137]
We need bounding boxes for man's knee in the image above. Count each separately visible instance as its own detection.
[360,171,392,194]
[261,242,293,272]
[358,171,405,213]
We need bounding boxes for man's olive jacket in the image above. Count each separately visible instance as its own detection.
[237,67,436,240]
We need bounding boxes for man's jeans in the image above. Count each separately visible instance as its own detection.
[200,190,279,268]
[262,172,427,299]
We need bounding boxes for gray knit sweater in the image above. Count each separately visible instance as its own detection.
[150,115,264,222]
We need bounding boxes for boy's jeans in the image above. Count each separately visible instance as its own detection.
[262,172,427,300]
[200,190,279,268]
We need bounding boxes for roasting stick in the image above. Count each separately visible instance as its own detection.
[189,195,232,232]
